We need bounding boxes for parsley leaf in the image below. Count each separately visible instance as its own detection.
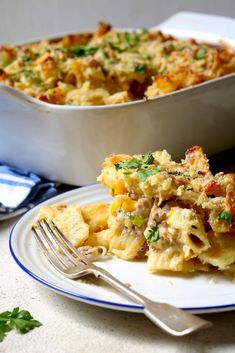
[115,153,155,171]
[69,45,99,57]
[142,153,154,165]
[22,52,40,63]
[124,32,133,42]
[123,32,140,48]
[22,55,32,64]
[137,168,160,181]
[0,322,11,342]
[195,47,207,60]
[146,226,160,244]
[23,69,41,83]
[115,158,142,170]
[134,64,147,73]
[0,307,42,342]
[107,41,124,53]
[115,153,157,180]
[218,210,233,224]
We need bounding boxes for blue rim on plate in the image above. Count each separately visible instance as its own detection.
[8,186,235,314]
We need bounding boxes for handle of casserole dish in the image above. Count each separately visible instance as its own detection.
[153,11,235,45]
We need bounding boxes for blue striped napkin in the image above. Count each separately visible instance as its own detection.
[0,163,58,221]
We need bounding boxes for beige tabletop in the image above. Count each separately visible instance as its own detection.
[1,148,235,353]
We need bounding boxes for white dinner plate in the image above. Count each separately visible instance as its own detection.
[9,184,235,314]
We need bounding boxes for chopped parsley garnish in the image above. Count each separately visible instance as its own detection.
[115,158,142,170]
[195,47,207,60]
[146,226,160,243]
[137,168,160,181]
[68,45,99,57]
[124,32,133,42]
[218,210,233,224]
[134,64,147,73]
[115,153,159,181]
[21,52,40,64]
[0,307,42,342]
[142,153,154,165]
[107,41,124,53]
[115,153,155,170]
[33,52,40,58]
[23,69,40,81]
[22,55,32,64]
[123,32,140,48]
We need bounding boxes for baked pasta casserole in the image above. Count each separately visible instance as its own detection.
[37,146,235,277]
[1,22,235,106]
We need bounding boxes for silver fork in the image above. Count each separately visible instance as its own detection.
[32,219,211,336]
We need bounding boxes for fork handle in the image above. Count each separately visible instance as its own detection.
[92,265,211,336]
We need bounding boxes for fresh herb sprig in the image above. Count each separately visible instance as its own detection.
[218,210,233,224]
[115,157,142,170]
[67,45,99,57]
[146,226,160,243]
[195,47,207,60]
[0,307,42,342]
[115,153,161,181]
[142,153,154,165]
[137,168,160,181]
[134,63,147,73]
[115,153,155,170]
[115,153,160,181]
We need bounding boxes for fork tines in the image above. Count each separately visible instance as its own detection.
[31,220,211,336]
[32,219,89,268]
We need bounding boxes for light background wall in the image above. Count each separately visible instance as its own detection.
[0,0,235,42]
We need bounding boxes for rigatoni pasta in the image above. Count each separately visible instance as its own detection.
[37,146,235,278]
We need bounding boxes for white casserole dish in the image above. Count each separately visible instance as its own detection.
[0,11,235,185]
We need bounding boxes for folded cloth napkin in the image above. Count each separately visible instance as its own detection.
[0,163,58,221]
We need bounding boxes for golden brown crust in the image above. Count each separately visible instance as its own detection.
[95,22,112,37]
[1,26,235,106]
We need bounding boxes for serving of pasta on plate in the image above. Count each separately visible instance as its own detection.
[37,146,235,278]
